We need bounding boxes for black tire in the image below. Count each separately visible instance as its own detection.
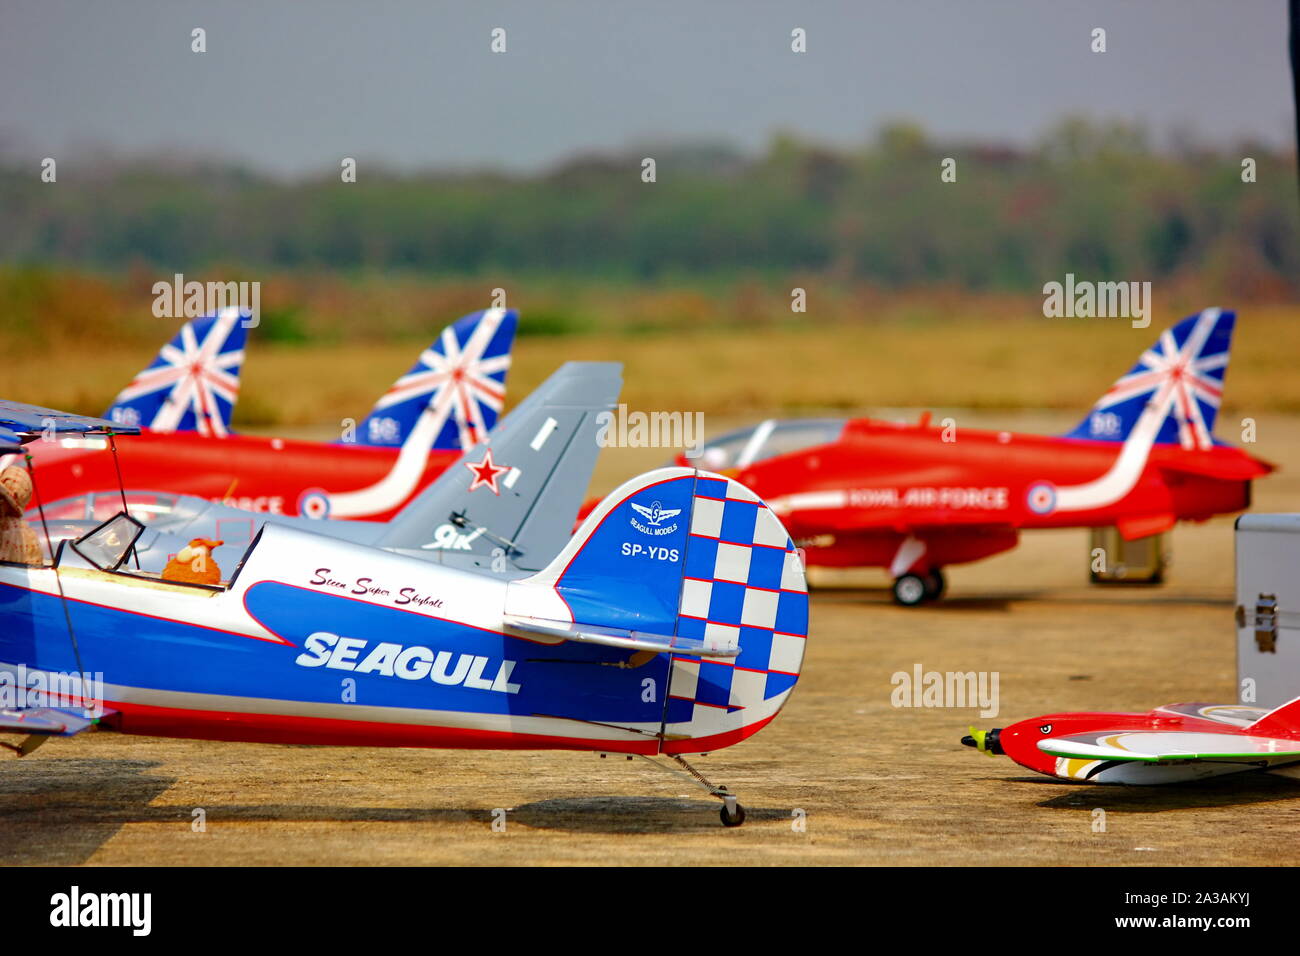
[892,573,928,607]
[924,568,946,600]
[720,802,746,827]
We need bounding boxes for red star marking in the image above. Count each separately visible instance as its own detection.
[464,448,510,495]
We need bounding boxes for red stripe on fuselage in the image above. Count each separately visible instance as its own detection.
[101,697,762,754]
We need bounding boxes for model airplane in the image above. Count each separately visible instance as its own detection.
[28,361,622,575]
[0,402,808,826]
[23,306,518,521]
[963,698,1300,784]
[679,309,1272,604]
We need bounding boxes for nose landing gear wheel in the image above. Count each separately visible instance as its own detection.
[892,573,928,606]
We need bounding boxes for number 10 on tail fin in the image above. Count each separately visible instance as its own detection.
[506,467,809,754]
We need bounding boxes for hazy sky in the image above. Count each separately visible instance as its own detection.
[0,0,1292,176]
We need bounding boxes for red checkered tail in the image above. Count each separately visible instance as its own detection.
[505,467,808,751]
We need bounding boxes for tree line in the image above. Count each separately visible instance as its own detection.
[0,118,1294,296]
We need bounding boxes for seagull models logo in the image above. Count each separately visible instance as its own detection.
[630,500,682,536]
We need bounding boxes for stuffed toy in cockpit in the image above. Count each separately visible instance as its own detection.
[161,538,225,585]
[0,466,42,565]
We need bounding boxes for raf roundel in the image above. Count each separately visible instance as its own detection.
[297,488,332,520]
[1025,481,1057,516]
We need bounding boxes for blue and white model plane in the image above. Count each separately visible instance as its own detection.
[0,399,809,825]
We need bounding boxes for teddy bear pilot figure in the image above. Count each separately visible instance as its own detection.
[0,465,43,566]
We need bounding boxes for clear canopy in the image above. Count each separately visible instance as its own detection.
[694,418,846,471]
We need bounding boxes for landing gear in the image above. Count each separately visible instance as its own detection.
[719,792,746,827]
[924,568,946,600]
[635,753,747,827]
[892,568,946,606]
[892,573,928,606]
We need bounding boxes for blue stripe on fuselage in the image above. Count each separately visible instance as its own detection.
[0,580,668,725]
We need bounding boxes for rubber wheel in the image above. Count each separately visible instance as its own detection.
[720,802,746,827]
[892,573,928,607]
[924,568,946,600]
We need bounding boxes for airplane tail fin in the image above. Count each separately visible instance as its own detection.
[506,467,809,752]
[356,308,518,450]
[104,308,247,436]
[375,361,621,570]
[1248,696,1300,737]
[1064,308,1236,451]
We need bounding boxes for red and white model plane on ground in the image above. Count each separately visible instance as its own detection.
[681,309,1272,604]
[963,698,1300,784]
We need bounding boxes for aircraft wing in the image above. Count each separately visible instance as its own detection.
[1038,730,1300,764]
[0,425,25,455]
[0,706,111,736]
[0,400,141,439]
[503,614,740,659]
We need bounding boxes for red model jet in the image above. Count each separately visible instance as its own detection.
[680,309,1272,605]
[17,307,518,523]
[963,698,1300,784]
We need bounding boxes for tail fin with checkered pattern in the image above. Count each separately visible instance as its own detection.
[505,466,809,752]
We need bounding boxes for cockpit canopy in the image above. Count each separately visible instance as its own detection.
[692,418,847,471]
[27,491,179,525]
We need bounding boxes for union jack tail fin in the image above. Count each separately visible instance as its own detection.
[1064,308,1236,450]
[104,308,247,436]
[356,308,518,451]
[505,467,809,753]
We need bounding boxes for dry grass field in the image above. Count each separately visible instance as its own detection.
[9,299,1300,424]
[2,405,1300,866]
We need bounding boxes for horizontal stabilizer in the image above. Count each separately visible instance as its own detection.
[503,614,741,659]
[1039,730,1300,763]
[1159,456,1274,481]
[0,706,108,737]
